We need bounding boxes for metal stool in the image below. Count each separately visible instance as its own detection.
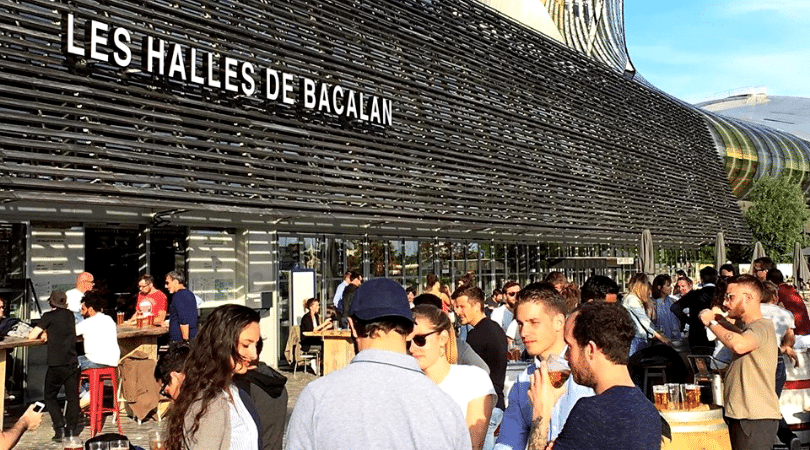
[642,365,667,399]
[80,367,123,437]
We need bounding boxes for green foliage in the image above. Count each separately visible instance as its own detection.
[744,175,810,262]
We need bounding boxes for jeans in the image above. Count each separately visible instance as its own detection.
[78,356,113,394]
[44,364,80,431]
[775,354,798,445]
[484,407,503,450]
[629,336,650,357]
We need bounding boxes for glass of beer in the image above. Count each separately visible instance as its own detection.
[136,313,144,328]
[546,354,571,388]
[684,384,701,409]
[653,385,669,410]
[150,431,164,450]
[116,312,125,325]
[64,436,83,450]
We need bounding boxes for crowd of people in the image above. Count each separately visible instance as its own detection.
[2,258,809,450]
[287,262,810,450]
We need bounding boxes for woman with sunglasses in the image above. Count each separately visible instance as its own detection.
[164,304,262,450]
[409,305,495,450]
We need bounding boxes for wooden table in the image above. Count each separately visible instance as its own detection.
[0,324,168,428]
[303,329,355,375]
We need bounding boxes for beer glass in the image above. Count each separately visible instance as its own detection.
[653,385,669,410]
[149,431,165,450]
[684,384,701,409]
[546,354,571,388]
[63,436,83,450]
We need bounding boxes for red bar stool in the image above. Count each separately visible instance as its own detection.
[80,367,123,437]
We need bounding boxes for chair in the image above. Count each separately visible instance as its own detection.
[642,365,667,399]
[80,367,123,437]
[284,325,320,376]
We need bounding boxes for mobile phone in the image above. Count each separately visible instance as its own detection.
[32,402,45,413]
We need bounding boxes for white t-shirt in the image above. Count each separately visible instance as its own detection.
[76,313,120,366]
[506,319,518,340]
[65,288,84,313]
[761,303,795,344]
[438,364,496,419]
[490,305,508,329]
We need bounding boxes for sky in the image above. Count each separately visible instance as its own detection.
[623,1,810,104]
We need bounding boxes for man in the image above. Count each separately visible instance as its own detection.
[699,275,780,450]
[65,271,94,323]
[27,291,80,440]
[672,266,717,353]
[767,268,810,336]
[673,276,693,300]
[526,302,661,450]
[454,284,508,450]
[165,270,198,342]
[133,274,168,324]
[492,281,519,333]
[285,278,470,449]
[405,286,416,309]
[543,272,567,293]
[339,271,362,327]
[752,257,774,282]
[332,271,352,308]
[719,264,738,281]
[580,276,619,303]
[76,292,120,370]
[495,283,594,450]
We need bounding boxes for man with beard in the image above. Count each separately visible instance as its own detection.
[699,275,780,450]
[495,283,594,450]
[526,302,661,450]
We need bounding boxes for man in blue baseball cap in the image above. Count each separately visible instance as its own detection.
[285,278,471,450]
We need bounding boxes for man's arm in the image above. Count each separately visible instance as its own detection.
[782,328,798,367]
[0,404,42,450]
[699,309,757,355]
[180,324,190,340]
[670,298,689,331]
[526,364,566,450]
[495,377,530,450]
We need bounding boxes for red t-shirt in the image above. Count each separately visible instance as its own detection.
[778,284,810,335]
[137,290,168,318]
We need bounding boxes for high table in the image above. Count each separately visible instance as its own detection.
[303,329,355,375]
[0,324,168,428]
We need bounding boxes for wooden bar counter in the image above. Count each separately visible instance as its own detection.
[0,324,168,428]
[303,329,355,375]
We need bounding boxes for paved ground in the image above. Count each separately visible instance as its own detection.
[6,368,317,449]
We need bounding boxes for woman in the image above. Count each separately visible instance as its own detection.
[165,304,262,450]
[623,273,671,356]
[409,304,494,450]
[300,297,332,350]
[651,274,681,341]
[426,273,453,313]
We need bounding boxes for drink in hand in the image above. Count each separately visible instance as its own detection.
[548,369,571,388]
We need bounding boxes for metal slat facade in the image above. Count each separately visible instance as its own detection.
[0,0,749,246]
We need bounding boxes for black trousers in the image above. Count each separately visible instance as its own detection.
[727,418,779,450]
[44,364,80,430]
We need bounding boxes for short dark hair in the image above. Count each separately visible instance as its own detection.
[753,257,775,272]
[543,272,566,286]
[405,286,417,296]
[718,264,737,276]
[154,342,191,383]
[726,274,764,303]
[350,315,413,338]
[451,284,485,311]
[580,276,619,302]
[81,291,105,312]
[166,270,186,286]
[139,274,155,286]
[502,281,521,293]
[349,271,362,282]
[571,302,634,365]
[516,282,569,316]
[766,268,784,285]
[700,266,718,284]
[413,293,442,309]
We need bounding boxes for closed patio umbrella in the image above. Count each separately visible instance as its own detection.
[715,232,726,270]
[636,229,655,280]
[793,242,810,289]
[749,242,766,274]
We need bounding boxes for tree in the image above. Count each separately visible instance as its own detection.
[744,175,810,262]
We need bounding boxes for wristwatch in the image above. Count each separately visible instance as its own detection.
[708,319,718,327]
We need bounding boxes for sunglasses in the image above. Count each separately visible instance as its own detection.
[407,329,440,350]
[506,292,519,297]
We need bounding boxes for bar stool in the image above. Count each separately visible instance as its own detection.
[80,366,123,437]
[642,365,667,399]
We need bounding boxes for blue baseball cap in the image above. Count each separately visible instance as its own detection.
[349,278,414,322]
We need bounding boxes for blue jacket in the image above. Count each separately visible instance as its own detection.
[495,359,594,449]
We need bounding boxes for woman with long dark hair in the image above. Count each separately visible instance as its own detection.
[164,304,261,450]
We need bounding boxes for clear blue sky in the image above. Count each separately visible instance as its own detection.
[624,1,810,104]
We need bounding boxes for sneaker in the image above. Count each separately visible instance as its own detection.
[790,437,802,450]
[79,394,91,410]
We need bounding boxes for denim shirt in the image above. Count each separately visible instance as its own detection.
[494,353,595,449]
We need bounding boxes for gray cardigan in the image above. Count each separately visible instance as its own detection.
[184,394,231,450]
